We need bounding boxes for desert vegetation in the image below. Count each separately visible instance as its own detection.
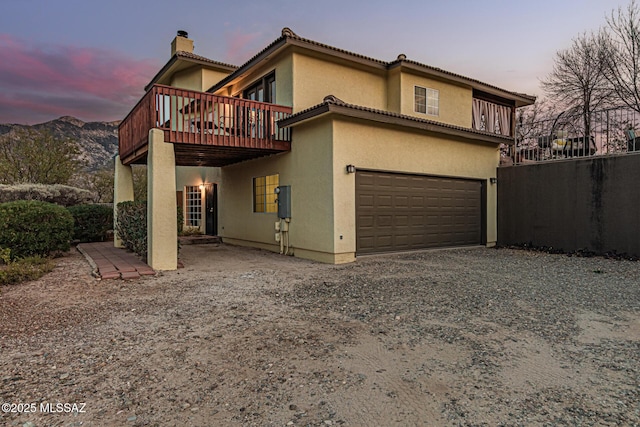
[0,129,123,286]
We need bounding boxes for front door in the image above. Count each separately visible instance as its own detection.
[205,184,217,236]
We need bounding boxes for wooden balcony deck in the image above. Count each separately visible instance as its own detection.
[118,85,292,166]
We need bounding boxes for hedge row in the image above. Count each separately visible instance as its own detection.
[0,200,74,260]
[116,201,147,258]
[0,184,93,207]
[67,204,113,243]
[115,201,183,260]
[0,200,115,288]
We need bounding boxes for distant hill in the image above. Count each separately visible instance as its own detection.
[0,116,120,171]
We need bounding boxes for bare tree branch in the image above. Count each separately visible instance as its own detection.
[542,32,612,138]
[603,0,640,113]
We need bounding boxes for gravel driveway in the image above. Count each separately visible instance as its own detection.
[1,244,638,426]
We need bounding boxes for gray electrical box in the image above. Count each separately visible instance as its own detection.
[275,185,291,219]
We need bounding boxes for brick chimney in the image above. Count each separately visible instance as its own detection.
[171,30,193,56]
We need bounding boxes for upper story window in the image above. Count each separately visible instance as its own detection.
[414,86,439,116]
[244,72,276,103]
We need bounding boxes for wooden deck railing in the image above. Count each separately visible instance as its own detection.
[119,85,293,161]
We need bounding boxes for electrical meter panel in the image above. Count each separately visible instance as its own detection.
[275,185,291,219]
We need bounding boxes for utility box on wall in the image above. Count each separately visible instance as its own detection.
[275,185,291,219]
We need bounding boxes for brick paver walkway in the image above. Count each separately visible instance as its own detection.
[77,242,155,280]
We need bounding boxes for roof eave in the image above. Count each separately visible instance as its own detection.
[286,38,388,71]
[145,53,238,92]
[145,55,179,92]
[206,33,391,94]
[207,37,289,93]
[389,61,536,107]
[205,28,535,106]
[280,102,513,146]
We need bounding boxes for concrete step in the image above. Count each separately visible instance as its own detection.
[179,235,222,245]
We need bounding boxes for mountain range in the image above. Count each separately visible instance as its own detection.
[0,116,120,171]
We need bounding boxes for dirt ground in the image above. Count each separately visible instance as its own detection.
[0,244,639,426]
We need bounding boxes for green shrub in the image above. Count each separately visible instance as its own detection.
[0,256,55,285]
[0,184,93,207]
[116,201,147,258]
[0,248,10,265]
[0,200,74,259]
[115,201,183,260]
[177,205,184,234]
[180,226,203,236]
[67,204,113,243]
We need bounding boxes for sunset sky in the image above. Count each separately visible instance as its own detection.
[0,0,627,124]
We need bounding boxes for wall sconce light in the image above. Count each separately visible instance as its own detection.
[199,183,205,190]
[489,177,497,184]
[346,164,356,174]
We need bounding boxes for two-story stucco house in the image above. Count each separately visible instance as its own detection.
[115,28,535,270]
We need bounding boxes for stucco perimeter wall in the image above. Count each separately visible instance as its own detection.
[219,117,338,263]
[292,52,387,113]
[331,118,500,255]
[498,154,640,257]
[399,72,473,128]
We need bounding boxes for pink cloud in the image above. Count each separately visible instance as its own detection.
[224,30,261,65]
[0,34,160,124]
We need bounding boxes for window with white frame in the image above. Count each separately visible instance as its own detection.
[185,185,202,227]
[253,174,279,213]
[414,86,439,116]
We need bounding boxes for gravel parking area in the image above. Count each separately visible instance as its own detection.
[0,244,638,426]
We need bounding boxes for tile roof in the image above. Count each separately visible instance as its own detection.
[175,51,238,70]
[208,27,535,105]
[145,51,238,91]
[279,95,514,144]
[282,27,388,66]
[387,58,536,104]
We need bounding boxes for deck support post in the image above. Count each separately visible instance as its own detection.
[147,129,178,270]
[113,155,134,248]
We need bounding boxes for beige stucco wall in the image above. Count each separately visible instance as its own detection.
[386,68,402,113]
[167,47,499,263]
[208,48,473,131]
[215,49,387,113]
[331,117,499,256]
[147,129,178,270]
[170,67,230,92]
[214,53,294,108]
[202,69,232,92]
[113,156,134,248]
[291,52,387,113]
[176,166,221,189]
[219,117,339,262]
[170,68,204,91]
[399,72,473,128]
[219,114,499,263]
